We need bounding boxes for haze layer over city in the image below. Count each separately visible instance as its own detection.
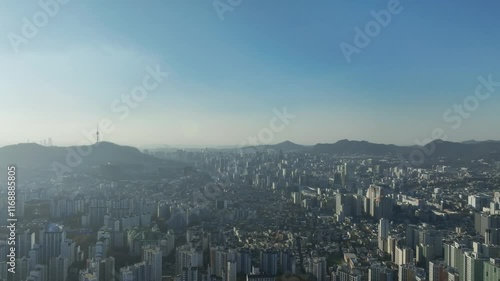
[1,1,500,281]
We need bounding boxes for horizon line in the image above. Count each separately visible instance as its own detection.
[2,138,499,150]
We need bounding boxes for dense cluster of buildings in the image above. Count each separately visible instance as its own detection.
[0,148,499,281]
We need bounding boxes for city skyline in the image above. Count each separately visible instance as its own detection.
[2,137,500,150]
[3,2,500,280]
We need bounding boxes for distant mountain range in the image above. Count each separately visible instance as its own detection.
[313,139,407,155]
[0,142,182,171]
[244,139,500,163]
[1,139,499,172]
[246,140,308,152]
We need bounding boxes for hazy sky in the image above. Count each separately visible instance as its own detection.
[1,0,500,147]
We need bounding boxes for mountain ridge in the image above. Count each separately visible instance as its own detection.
[0,141,182,171]
[2,139,499,170]
[239,139,500,163]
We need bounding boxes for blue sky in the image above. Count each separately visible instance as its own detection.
[1,0,499,147]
